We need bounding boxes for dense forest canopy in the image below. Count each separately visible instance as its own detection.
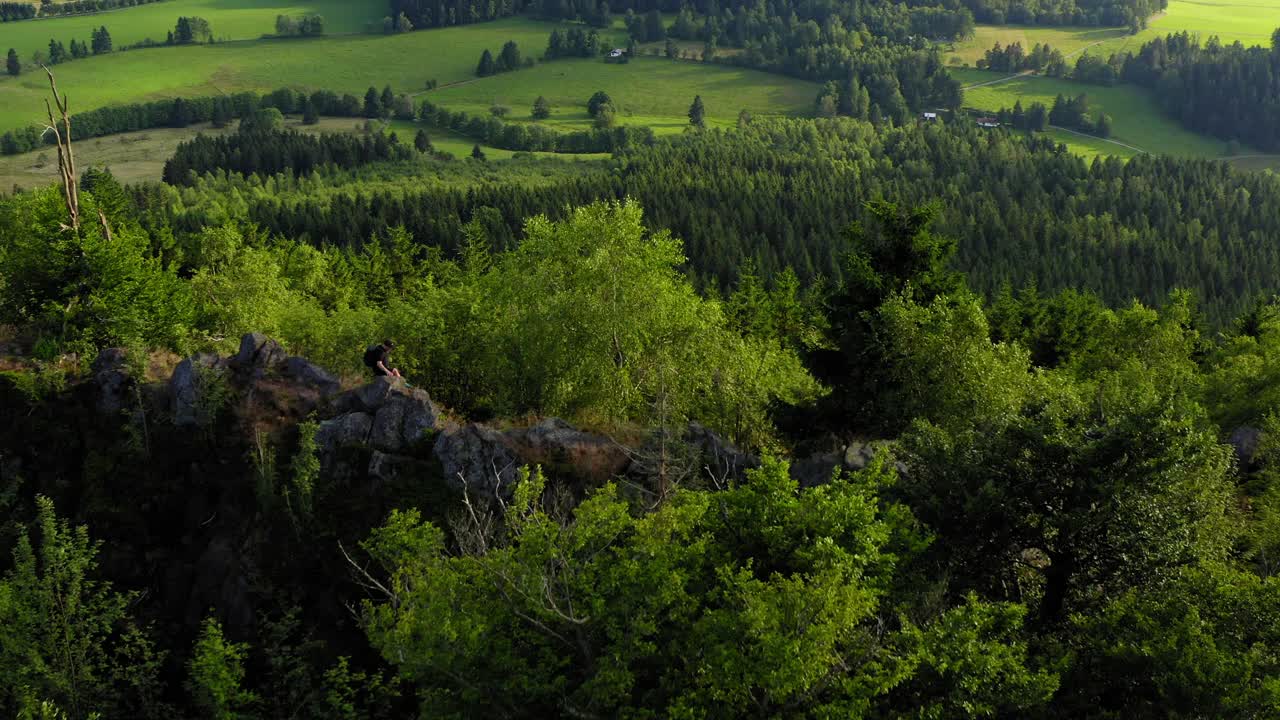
[154,118,1280,327]
[1121,30,1280,152]
[2,1,1280,715]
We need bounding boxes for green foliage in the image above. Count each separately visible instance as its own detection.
[287,420,320,523]
[361,456,1046,717]
[186,617,257,720]
[0,497,164,719]
[0,186,194,352]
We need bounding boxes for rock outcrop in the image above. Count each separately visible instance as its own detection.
[1230,426,1264,470]
[91,347,131,415]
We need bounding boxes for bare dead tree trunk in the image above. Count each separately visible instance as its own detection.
[42,66,79,232]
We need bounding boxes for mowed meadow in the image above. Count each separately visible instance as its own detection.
[0,13,814,138]
[945,0,1280,166]
[946,0,1280,67]
[429,56,819,133]
[0,0,386,59]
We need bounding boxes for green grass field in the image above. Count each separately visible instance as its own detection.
[954,68,1232,157]
[0,0,386,60]
[428,56,818,133]
[0,116,609,188]
[947,0,1280,66]
[0,18,631,133]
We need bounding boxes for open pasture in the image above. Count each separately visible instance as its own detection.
[946,0,1280,67]
[0,0,385,60]
[427,56,819,133]
[954,67,1237,158]
[0,18,621,133]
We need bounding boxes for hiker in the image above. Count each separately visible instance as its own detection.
[363,339,402,378]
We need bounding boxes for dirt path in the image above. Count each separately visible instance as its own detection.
[1049,124,1148,153]
[960,38,1114,90]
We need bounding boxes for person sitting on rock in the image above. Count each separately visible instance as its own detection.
[363,339,402,378]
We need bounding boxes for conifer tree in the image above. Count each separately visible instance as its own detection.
[531,95,551,119]
[301,96,319,125]
[498,40,520,71]
[476,48,495,77]
[471,143,486,160]
[363,86,382,118]
[6,47,19,76]
[414,129,433,152]
[688,95,705,128]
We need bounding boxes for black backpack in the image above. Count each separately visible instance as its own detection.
[362,344,382,369]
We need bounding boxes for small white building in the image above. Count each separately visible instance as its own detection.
[976,117,1000,128]
[921,112,938,121]
[608,48,624,58]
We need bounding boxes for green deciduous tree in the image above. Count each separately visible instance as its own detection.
[186,617,257,720]
[5,47,17,76]
[0,497,166,719]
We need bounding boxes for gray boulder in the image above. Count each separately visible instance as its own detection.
[684,422,760,481]
[170,352,224,427]
[512,418,630,481]
[232,333,287,372]
[1230,426,1264,470]
[370,402,408,452]
[368,450,432,484]
[282,356,340,396]
[790,451,842,488]
[315,412,373,454]
[434,423,520,500]
[91,347,131,415]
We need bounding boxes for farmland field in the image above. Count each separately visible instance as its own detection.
[427,56,818,133]
[0,18,629,133]
[954,67,1235,157]
[946,0,1280,67]
[0,0,386,60]
[0,116,609,187]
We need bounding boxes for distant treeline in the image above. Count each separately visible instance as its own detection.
[9,0,171,20]
[418,98,655,153]
[0,86,411,155]
[1121,31,1280,152]
[0,2,34,21]
[163,125,414,184]
[179,118,1280,325]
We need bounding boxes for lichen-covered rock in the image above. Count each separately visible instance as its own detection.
[91,347,131,415]
[170,352,224,427]
[316,412,373,453]
[684,422,760,481]
[282,356,340,396]
[433,423,520,500]
[511,418,630,481]
[232,332,287,372]
[399,388,442,450]
[370,402,408,452]
[368,450,432,484]
[1230,426,1264,470]
[790,451,842,488]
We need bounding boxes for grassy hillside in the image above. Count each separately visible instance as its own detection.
[0,18,624,133]
[428,56,818,133]
[0,0,386,60]
[954,68,1231,156]
[946,0,1280,67]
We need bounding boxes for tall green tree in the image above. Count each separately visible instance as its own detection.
[5,47,18,76]
[361,456,1055,717]
[531,95,551,119]
[688,94,705,127]
[476,48,495,76]
[186,617,257,720]
[498,40,521,71]
[0,497,166,718]
[362,86,381,118]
